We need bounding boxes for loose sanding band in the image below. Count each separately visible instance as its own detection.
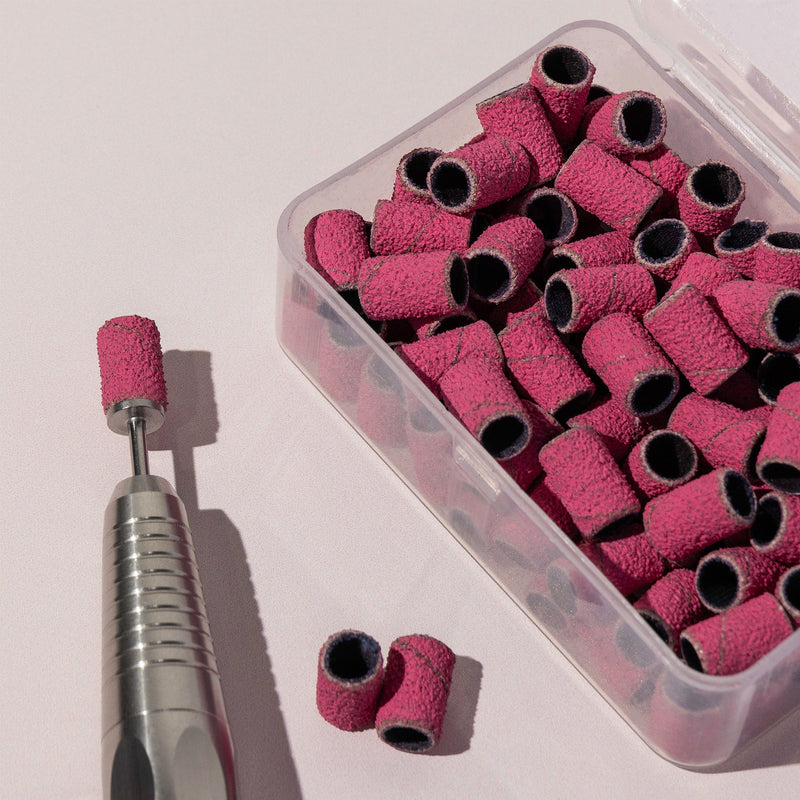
[97,315,168,412]
[634,568,709,653]
[776,565,800,625]
[316,630,384,731]
[625,429,698,499]
[585,90,667,156]
[677,161,745,239]
[643,283,749,396]
[756,382,800,495]
[529,44,596,144]
[695,547,784,613]
[582,312,679,418]
[376,634,455,753]
[634,218,699,281]
[714,219,768,278]
[680,593,792,675]
[539,426,641,540]
[393,148,443,203]
[755,231,800,288]
[304,209,370,290]
[566,394,651,460]
[663,251,740,299]
[758,352,800,405]
[751,491,800,564]
[643,468,756,567]
[517,187,578,249]
[544,230,634,273]
[713,279,800,352]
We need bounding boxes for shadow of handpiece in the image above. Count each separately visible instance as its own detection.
[150,350,302,800]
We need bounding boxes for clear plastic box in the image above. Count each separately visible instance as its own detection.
[276,2,800,768]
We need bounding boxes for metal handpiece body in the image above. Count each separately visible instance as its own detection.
[101,473,236,800]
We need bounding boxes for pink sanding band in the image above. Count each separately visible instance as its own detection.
[517,187,578,248]
[392,148,443,204]
[625,429,698,500]
[370,198,473,256]
[528,476,580,541]
[581,312,679,418]
[439,356,531,460]
[397,320,502,397]
[584,90,667,157]
[634,568,709,653]
[643,283,749,396]
[751,491,800,565]
[643,468,756,567]
[544,230,635,273]
[97,315,167,412]
[579,523,665,596]
[428,134,530,215]
[626,143,689,214]
[499,305,596,417]
[668,393,767,482]
[538,426,641,540]
[754,231,800,289]
[677,161,745,239]
[663,251,740,300]
[756,382,800,494]
[566,394,651,460]
[529,44,596,144]
[776,565,800,626]
[633,218,700,282]
[465,215,545,303]
[695,546,784,613]
[304,209,370,290]
[544,263,657,334]
[376,634,456,752]
[680,593,792,675]
[316,629,384,731]
[498,400,562,488]
[714,219,769,279]
[358,250,469,321]
[713,279,800,353]
[554,140,662,237]
[475,81,563,186]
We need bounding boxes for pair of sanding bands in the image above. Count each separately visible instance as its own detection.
[300,40,800,676]
[316,630,455,752]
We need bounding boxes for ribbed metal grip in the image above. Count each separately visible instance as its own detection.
[101,475,236,800]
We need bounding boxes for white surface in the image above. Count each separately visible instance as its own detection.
[3,1,800,798]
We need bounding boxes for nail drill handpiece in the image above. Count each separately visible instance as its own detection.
[97,316,236,799]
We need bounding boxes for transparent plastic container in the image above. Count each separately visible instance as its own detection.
[276,2,800,768]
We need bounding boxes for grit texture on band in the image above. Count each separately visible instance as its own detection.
[439,356,532,460]
[714,219,768,278]
[776,565,800,625]
[695,547,784,613]
[643,283,749,396]
[634,218,699,282]
[566,394,651,460]
[663,251,741,299]
[582,312,679,418]
[585,90,667,157]
[370,198,473,256]
[538,426,641,540]
[376,634,456,753]
[554,140,662,237]
[677,161,745,239]
[358,250,469,321]
[756,382,800,494]
[475,82,563,185]
[680,593,792,675]
[428,135,530,214]
[97,315,167,412]
[498,400,563,488]
[544,263,657,334]
[626,143,689,214]
[304,209,370,290]
[529,44,596,144]
[544,230,635,274]
[668,393,767,482]
[316,630,384,731]
[465,215,545,303]
[758,353,800,405]
[517,187,578,249]
[625,429,698,500]
[634,568,709,653]
[397,320,502,397]
[713,279,800,353]
[499,305,596,417]
[751,491,800,565]
[643,469,756,567]
[579,522,665,595]
[754,231,800,289]
[393,148,443,203]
